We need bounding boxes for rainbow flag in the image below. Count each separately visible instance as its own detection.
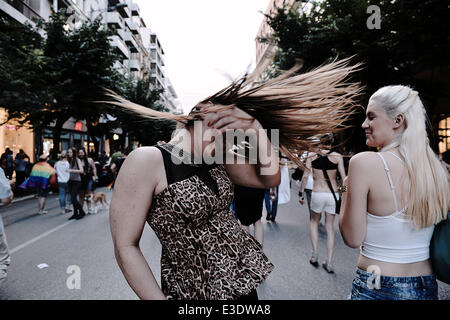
[19,162,54,190]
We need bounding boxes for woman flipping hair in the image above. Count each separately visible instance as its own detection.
[107,58,362,300]
[339,85,449,300]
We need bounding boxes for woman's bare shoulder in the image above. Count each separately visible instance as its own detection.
[117,147,165,190]
[125,147,163,169]
[348,151,379,169]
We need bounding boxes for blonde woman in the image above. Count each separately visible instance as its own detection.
[339,85,449,300]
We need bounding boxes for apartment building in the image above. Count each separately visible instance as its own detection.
[254,0,301,83]
[0,0,181,157]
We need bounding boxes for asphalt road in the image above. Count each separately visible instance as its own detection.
[0,184,449,300]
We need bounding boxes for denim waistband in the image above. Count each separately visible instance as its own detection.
[356,268,436,288]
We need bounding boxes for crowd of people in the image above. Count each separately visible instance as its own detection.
[0,147,129,217]
[1,60,449,301]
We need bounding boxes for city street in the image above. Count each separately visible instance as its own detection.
[1,184,449,300]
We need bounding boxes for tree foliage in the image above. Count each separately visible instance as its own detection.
[116,77,176,146]
[260,0,450,151]
[0,10,172,156]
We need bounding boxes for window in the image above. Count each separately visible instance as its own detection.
[438,116,450,154]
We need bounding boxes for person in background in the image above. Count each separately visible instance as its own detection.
[0,166,14,286]
[54,151,71,215]
[264,187,278,222]
[234,185,266,247]
[298,134,346,273]
[78,148,97,214]
[340,85,448,300]
[19,154,55,215]
[110,149,130,189]
[1,148,14,180]
[13,151,29,196]
[67,148,85,220]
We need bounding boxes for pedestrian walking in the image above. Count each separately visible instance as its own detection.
[1,148,14,180]
[13,150,29,196]
[277,154,291,206]
[108,58,362,300]
[298,134,346,273]
[54,151,71,214]
[19,154,56,215]
[0,166,14,286]
[234,184,266,246]
[77,148,97,214]
[264,187,278,222]
[339,85,449,300]
[67,148,85,220]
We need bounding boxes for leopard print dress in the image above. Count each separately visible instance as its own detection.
[147,145,274,300]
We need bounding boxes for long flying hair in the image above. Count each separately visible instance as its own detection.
[103,57,363,167]
[371,85,449,228]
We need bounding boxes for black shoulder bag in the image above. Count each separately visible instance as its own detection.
[322,169,341,214]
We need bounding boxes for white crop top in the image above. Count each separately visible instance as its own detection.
[360,152,435,264]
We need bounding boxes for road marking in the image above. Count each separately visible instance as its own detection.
[10,221,74,255]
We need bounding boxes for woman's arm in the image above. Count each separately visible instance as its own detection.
[338,152,370,248]
[109,147,166,300]
[67,159,84,174]
[298,154,313,205]
[205,107,280,188]
[337,153,347,181]
[89,158,97,180]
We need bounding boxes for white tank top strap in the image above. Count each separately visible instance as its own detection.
[376,152,399,212]
[387,151,404,163]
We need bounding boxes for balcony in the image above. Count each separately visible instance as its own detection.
[2,0,43,23]
[117,3,130,18]
[130,59,140,71]
[109,35,129,60]
[120,31,138,53]
[130,3,140,16]
[126,19,139,35]
[106,11,124,29]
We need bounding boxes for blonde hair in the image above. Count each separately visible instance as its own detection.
[102,57,363,167]
[370,85,449,228]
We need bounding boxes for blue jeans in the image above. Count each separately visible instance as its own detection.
[264,188,279,218]
[350,268,438,300]
[58,182,71,209]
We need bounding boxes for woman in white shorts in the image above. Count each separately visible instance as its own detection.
[299,134,346,273]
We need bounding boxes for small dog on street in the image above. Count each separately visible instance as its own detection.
[85,191,109,214]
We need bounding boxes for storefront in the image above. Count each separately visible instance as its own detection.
[0,109,34,162]
[42,129,99,156]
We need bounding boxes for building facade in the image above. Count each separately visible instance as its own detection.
[0,0,181,160]
[255,0,300,84]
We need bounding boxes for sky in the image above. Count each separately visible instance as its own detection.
[134,0,270,114]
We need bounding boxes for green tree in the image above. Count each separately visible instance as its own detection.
[0,11,124,158]
[116,77,176,146]
[261,0,450,151]
[40,11,124,158]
